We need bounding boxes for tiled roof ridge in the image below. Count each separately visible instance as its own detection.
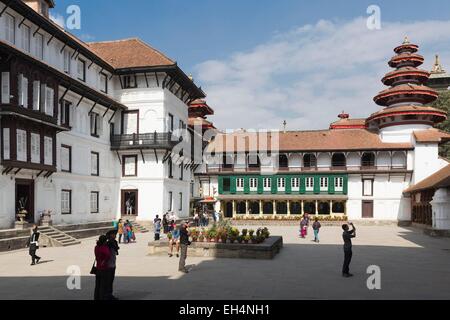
[88,37,176,67]
[218,128,376,134]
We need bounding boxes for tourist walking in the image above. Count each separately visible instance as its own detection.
[168,224,181,257]
[342,222,356,277]
[122,221,129,244]
[312,218,321,243]
[106,230,119,300]
[127,221,135,243]
[194,212,199,227]
[27,225,41,266]
[117,219,124,244]
[94,235,111,300]
[304,213,310,236]
[300,216,308,238]
[178,221,191,273]
[154,216,161,241]
[163,213,169,234]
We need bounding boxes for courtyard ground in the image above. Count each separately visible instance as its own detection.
[0,225,450,300]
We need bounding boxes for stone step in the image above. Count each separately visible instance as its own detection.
[39,226,81,247]
[61,239,79,244]
[62,241,81,247]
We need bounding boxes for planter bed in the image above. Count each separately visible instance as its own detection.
[148,236,283,259]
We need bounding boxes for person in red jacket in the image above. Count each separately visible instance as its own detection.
[94,235,111,300]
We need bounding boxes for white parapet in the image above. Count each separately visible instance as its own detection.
[430,188,450,230]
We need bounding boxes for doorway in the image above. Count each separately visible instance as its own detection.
[224,202,233,218]
[15,179,35,223]
[121,189,138,216]
[362,200,374,218]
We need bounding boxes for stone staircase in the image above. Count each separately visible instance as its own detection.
[130,221,150,233]
[38,226,81,247]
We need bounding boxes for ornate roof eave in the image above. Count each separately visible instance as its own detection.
[373,85,439,105]
[388,53,424,68]
[393,43,419,54]
[382,69,430,85]
[366,106,447,122]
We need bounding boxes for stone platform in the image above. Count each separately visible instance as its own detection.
[148,236,283,259]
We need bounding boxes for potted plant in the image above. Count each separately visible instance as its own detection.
[243,235,251,244]
[249,229,255,237]
[198,234,205,242]
[256,235,265,243]
[220,230,228,243]
[208,228,218,242]
[241,229,248,237]
[190,228,199,242]
[16,197,28,222]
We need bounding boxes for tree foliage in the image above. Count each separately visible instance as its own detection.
[429,90,450,159]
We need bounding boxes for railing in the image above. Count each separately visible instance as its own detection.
[206,164,408,173]
[110,132,180,150]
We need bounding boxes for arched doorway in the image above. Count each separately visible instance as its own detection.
[249,201,260,215]
[236,201,246,214]
[276,201,287,215]
[303,154,317,169]
[278,154,289,170]
[263,201,273,214]
[318,201,330,215]
[290,201,301,215]
[303,201,315,214]
[332,201,345,214]
[361,152,376,168]
[332,153,346,168]
[224,202,233,218]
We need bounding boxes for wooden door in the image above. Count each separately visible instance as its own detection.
[362,200,374,218]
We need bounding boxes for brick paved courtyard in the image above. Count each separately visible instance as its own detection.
[1,225,450,300]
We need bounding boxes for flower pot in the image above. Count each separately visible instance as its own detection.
[244,240,249,244]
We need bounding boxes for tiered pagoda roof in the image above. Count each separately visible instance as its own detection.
[370,37,446,128]
[188,99,215,131]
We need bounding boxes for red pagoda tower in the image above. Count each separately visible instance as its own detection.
[188,99,216,132]
[367,37,447,134]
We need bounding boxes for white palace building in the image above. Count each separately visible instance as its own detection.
[0,0,208,229]
[1,0,450,231]
[195,38,450,230]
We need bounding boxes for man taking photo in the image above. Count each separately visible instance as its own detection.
[342,222,356,277]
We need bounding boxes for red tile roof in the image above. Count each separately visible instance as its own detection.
[404,164,450,193]
[88,38,175,69]
[330,118,367,129]
[207,129,413,153]
[413,129,450,143]
[188,117,215,129]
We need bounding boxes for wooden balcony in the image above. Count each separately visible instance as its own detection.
[110,132,181,150]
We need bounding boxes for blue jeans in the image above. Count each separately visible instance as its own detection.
[313,229,319,241]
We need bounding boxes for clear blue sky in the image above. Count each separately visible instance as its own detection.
[53,0,450,73]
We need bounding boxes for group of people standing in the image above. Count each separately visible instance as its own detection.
[114,219,136,244]
[93,230,119,300]
[192,209,222,227]
[299,213,322,243]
